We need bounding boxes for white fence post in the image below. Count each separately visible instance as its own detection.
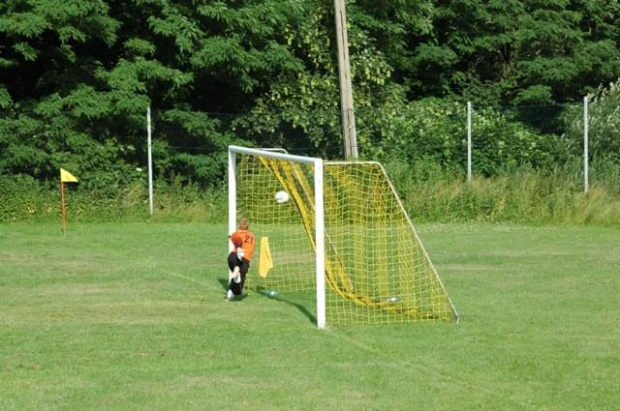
[467,101,472,183]
[147,107,154,216]
[583,96,589,194]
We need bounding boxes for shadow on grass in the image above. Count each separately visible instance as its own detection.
[217,277,228,291]
[217,278,315,325]
[255,286,316,326]
[216,277,249,302]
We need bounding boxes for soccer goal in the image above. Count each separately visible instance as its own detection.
[228,145,459,328]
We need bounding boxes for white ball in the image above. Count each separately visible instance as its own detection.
[275,190,290,204]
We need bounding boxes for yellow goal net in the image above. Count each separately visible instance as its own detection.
[229,146,459,327]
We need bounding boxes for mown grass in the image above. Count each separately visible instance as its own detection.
[0,222,618,411]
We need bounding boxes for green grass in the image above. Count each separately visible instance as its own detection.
[0,222,618,410]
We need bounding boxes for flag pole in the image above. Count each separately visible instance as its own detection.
[59,168,78,236]
[61,181,67,236]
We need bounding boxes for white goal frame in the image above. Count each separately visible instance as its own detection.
[228,145,327,329]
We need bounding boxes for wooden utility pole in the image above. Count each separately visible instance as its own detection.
[334,0,358,160]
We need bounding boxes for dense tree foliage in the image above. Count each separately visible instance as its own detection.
[0,0,618,188]
[404,0,620,105]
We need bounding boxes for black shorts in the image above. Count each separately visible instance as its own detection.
[228,252,249,276]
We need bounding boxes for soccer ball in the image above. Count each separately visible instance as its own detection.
[275,190,290,204]
[230,232,243,247]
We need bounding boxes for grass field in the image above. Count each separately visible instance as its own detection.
[0,222,618,411]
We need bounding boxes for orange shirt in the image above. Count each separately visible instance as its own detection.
[237,230,256,261]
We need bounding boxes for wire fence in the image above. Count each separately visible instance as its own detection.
[143,98,619,214]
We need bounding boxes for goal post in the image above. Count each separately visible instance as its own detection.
[229,146,327,328]
[228,145,459,328]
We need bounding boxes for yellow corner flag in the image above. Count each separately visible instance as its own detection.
[60,168,79,183]
[259,237,274,278]
[59,168,78,236]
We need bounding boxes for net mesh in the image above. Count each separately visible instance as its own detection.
[235,151,458,325]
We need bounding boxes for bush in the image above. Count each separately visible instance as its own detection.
[0,174,56,222]
[562,79,620,164]
[364,98,570,175]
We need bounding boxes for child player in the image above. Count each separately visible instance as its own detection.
[227,217,255,301]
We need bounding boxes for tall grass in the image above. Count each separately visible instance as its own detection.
[0,175,228,223]
[386,160,620,225]
[1,160,619,225]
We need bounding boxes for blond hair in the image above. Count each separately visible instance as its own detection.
[238,217,249,231]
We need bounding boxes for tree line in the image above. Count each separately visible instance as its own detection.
[1,0,619,191]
